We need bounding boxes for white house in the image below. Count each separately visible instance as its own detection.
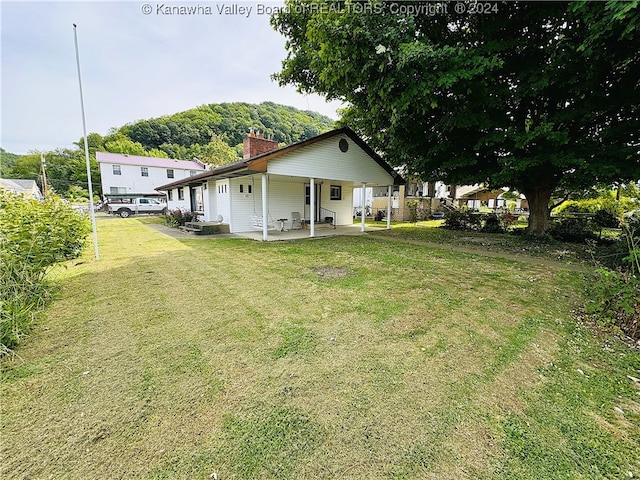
[156,128,404,240]
[96,152,206,198]
[0,178,43,200]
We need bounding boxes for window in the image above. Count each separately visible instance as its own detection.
[168,190,173,201]
[240,184,244,193]
[112,165,121,175]
[110,186,126,194]
[178,188,184,200]
[167,169,174,179]
[330,185,342,200]
[141,167,149,177]
[248,185,252,193]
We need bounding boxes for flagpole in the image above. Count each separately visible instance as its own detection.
[73,23,99,260]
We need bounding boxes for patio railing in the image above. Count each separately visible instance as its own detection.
[319,207,337,229]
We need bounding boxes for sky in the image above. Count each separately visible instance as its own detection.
[1,1,343,155]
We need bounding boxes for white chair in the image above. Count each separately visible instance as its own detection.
[291,212,302,229]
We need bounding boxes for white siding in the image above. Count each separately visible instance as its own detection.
[228,177,261,233]
[203,182,216,222]
[166,187,190,212]
[225,176,354,233]
[266,135,394,186]
[100,162,200,196]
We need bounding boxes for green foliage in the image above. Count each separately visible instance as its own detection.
[443,210,482,231]
[481,213,506,234]
[554,188,638,217]
[117,101,335,157]
[165,208,197,227]
[3,148,101,199]
[0,192,90,353]
[593,209,621,229]
[585,219,640,340]
[272,1,640,236]
[406,200,419,223]
[586,269,639,340]
[0,148,22,176]
[548,218,598,243]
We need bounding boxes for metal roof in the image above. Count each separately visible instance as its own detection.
[96,152,205,171]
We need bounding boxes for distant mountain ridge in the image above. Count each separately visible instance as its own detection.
[118,101,337,152]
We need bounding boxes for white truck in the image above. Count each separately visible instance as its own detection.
[107,197,168,218]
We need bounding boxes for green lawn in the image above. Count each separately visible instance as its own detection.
[1,218,639,479]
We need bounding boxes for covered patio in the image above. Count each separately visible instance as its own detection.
[232,223,387,241]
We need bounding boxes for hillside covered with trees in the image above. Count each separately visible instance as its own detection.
[1,102,336,198]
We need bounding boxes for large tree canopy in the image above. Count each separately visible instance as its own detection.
[272,0,640,234]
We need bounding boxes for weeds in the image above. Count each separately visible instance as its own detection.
[0,192,89,354]
[586,220,640,342]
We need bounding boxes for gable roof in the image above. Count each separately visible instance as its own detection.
[156,127,404,190]
[96,152,206,171]
[0,178,43,199]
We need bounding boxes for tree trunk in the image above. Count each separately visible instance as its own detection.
[523,186,554,236]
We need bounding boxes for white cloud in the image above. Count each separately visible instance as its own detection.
[1,1,343,154]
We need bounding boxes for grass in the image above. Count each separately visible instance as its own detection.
[1,218,639,479]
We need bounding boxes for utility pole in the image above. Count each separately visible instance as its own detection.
[40,154,48,196]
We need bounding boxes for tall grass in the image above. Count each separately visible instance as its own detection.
[0,192,90,354]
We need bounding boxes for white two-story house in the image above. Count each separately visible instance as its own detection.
[96,152,206,199]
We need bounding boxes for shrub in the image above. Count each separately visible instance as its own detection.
[443,210,482,231]
[586,269,639,341]
[585,220,640,342]
[593,209,621,229]
[165,208,196,227]
[548,217,598,243]
[0,192,90,354]
[481,213,506,233]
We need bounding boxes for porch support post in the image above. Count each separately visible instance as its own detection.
[361,183,366,232]
[386,185,392,230]
[310,177,315,238]
[262,174,268,241]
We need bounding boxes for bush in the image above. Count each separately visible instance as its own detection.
[586,269,639,341]
[593,209,621,229]
[443,210,482,231]
[481,213,506,233]
[0,192,90,354]
[165,208,197,227]
[548,217,598,243]
[584,220,640,342]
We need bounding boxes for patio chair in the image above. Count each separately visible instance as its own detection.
[291,212,302,230]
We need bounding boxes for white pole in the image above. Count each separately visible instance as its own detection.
[310,178,315,238]
[73,24,99,260]
[262,174,268,241]
[387,185,392,229]
[361,183,366,232]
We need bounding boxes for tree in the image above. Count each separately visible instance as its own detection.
[272,0,640,235]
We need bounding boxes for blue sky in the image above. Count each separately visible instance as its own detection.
[1,1,342,154]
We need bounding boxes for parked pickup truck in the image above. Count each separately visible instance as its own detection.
[107,198,167,218]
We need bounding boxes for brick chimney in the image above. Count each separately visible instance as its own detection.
[243,129,279,159]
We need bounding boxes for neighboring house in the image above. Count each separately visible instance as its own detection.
[0,178,43,200]
[96,152,206,199]
[456,185,528,211]
[365,180,529,220]
[156,127,404,240]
